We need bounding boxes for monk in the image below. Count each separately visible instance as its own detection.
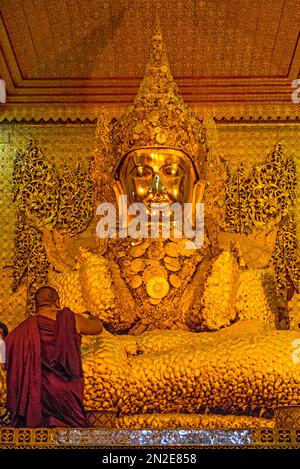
[5,286,103,428]
[0,322,9,427]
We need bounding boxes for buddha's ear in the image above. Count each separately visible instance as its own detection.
[113,180,128,217]
[193,179,206,205]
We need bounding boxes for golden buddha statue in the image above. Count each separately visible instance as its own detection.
[8,17,299,430]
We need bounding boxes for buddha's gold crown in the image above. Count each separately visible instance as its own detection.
[91,16,205,203]
[110,17,204,177]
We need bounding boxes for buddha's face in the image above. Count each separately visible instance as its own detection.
[116,149,199,208]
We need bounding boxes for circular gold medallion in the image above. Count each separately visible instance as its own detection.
[165,242,179,258]
[143,264,168,283]
[149,111,160,123]
[150,298,161,305]
[164,257,181,271]
[147,244,164,260]
[146,276,169,299]
[130,258,145,273]
[130,275,143,289]
[134,123,145,134]
[156,133,167,144]
[170,274,182,288]
[130,243,148,258]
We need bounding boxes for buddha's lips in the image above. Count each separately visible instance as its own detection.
[143,193,176,206]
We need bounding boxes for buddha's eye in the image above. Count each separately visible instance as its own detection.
[163,164,179,176]
[132,165,152,177]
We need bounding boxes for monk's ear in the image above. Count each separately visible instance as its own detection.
[55,299,60,309]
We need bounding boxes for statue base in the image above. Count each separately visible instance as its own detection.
[274,405,300,429]
[1,426,300,449]
[115,412,274,430]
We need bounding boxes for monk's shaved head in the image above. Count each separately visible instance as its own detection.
[0,321,8,338]
[35,286,59,308]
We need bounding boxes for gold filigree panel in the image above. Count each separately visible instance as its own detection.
[0,123,95,324]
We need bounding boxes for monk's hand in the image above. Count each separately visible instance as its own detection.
[82,310,91,316]
[82,311,94,319]
[82,311,102,322]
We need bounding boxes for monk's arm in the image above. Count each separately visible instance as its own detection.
[75,312,103,335]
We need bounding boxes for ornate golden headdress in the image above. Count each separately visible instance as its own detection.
[91,15,205,204]
[111,16,204,176]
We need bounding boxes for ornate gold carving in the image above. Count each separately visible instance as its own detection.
[202,115,227,232]
[1,426,300,448]
[1,104,300,124]
[275,406,300,429]
[55,164,94,236]
[91,18,205,213]
[108,236,203,331]
[236,270,277,326]
[90,111,115,208]
[225,141,299,299]
[201,251,239,330]
[110,19,204,178]
[3,8,300,433]
[225,141,295,233]
[0,369,9,428]
[217,230,278,269]
[273,214,300,298]
[117,413,274,430]
[12,140,58,311]
[81,321,300,418]
[12,139,94,312]
[86,411,117,429]
[146,276,169,300]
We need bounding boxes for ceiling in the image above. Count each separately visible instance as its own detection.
[0,0,300,110]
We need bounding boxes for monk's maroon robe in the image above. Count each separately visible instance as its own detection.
[5,308,87,428]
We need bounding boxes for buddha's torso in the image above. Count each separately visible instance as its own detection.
[107,236,211,332]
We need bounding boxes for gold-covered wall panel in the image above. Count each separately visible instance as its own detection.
[217,123,300,260]
[218,124,300,174]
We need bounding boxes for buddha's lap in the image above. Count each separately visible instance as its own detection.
[83,320,300,414]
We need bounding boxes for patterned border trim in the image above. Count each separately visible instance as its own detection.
[1,428,300,449]
[0,103,300,123]
[54,429,252,447]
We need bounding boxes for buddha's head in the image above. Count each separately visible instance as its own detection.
[92,19,206,226]
[115,148,204,210]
